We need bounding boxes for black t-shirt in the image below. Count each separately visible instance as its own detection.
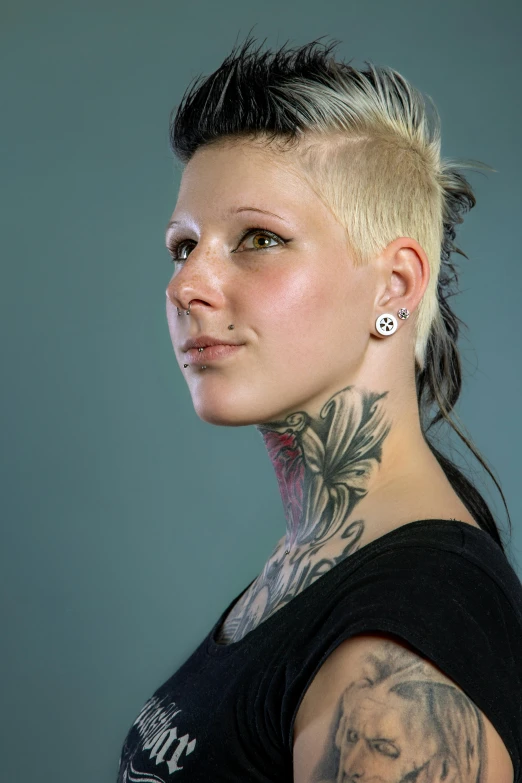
[116,519,522,782]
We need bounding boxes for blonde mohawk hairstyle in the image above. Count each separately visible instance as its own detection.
[169,34,510,549]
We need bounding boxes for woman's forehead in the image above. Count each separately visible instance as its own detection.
[171,149,325,228]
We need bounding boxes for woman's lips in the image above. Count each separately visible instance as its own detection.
[184,344,244,364]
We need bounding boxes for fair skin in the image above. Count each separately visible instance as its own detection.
[164,139,513,781]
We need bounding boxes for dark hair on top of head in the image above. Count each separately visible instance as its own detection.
[168,32,511,553]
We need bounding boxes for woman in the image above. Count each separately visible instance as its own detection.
[117,36,522,782]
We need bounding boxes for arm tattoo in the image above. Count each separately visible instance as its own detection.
[311,640,487,783]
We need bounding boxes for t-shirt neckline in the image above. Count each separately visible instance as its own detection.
[205,517,491,657]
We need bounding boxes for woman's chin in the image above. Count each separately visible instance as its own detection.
[192,391,279,427]
[194,406,256,427]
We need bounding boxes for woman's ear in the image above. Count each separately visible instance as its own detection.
[373,236,430,319]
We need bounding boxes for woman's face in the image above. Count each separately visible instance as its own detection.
[165,141,378,426]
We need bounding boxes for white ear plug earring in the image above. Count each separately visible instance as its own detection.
[375,308,410,336]
[376,313,398,335]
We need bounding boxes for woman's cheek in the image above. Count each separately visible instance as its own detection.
[249,262,329,326]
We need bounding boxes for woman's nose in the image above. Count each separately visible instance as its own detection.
[165,251,227,313]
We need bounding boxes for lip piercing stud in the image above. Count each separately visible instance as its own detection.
[228,324,234,330]
[198,347,204,352]
[201,365,207,370]
[183,364,188,368]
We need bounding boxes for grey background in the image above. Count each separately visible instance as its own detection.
[1,1,521,781]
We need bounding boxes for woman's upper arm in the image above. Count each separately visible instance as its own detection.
[292,631,514,783]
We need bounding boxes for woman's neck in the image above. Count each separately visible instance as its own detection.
[215,384,473,645]
[256,383,429,557]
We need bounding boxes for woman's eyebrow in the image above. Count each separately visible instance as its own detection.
[233,206,290,222]
[165,205,290,235]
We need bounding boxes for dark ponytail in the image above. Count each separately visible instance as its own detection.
[416,166,511,552]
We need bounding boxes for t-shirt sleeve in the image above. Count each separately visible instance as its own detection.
[281,544,522,780]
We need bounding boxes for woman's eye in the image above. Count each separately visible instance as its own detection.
[168,228,285,264]
[245,230,280,251]
[168,240,192,262]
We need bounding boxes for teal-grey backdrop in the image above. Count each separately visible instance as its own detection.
[2,1,521,780]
